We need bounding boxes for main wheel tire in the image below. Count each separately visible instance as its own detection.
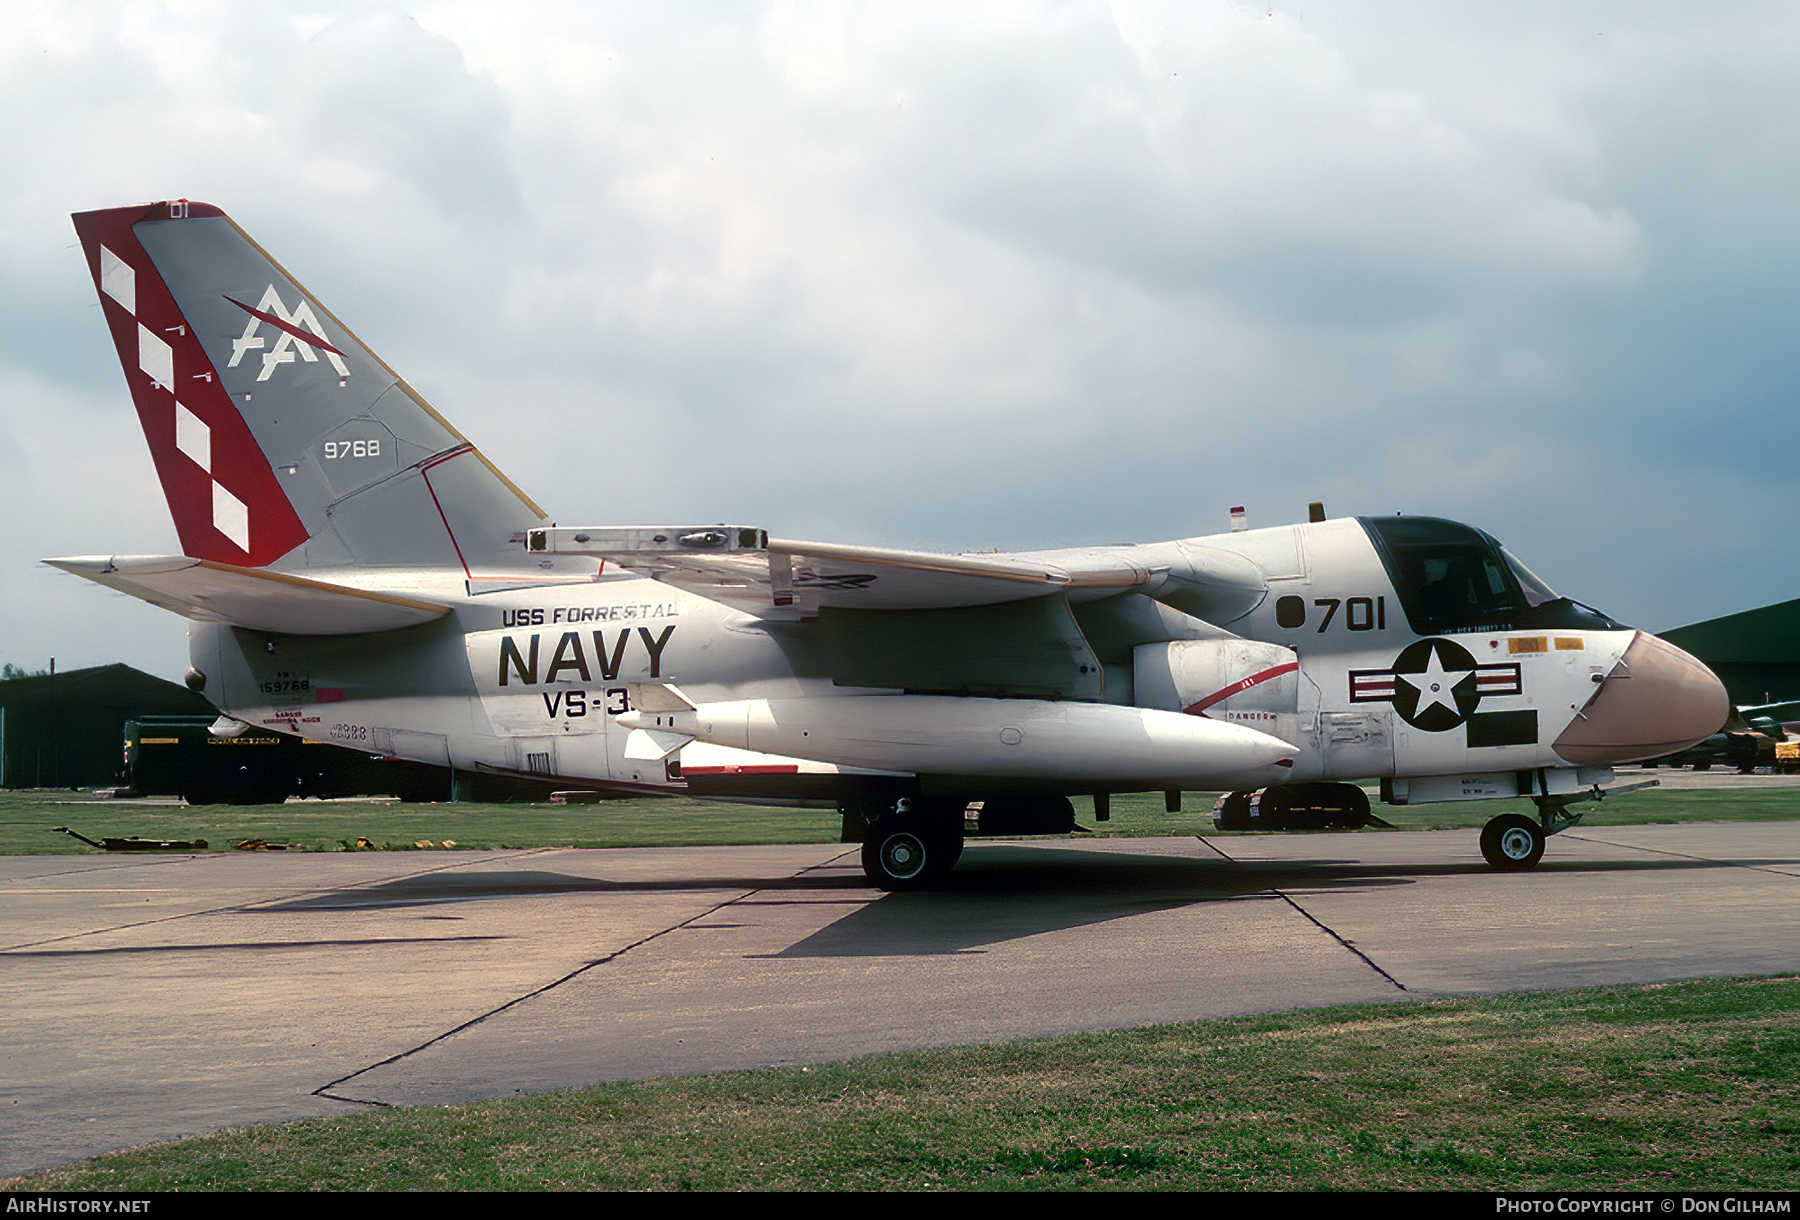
[1325,783,1373,829]
[861,816,959,890]
[1261,782,1371,830]
[1480,814,1545,871]
[1211,791,1253,830]
[940,835,965,872]
[1247,787,1288,828]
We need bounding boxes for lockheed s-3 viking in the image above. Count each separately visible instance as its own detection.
[51,200,1730,887]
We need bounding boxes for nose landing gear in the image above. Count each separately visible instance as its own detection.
[1479,781,1654,871]
[1479,813,1545,870]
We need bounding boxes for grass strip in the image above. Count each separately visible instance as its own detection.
[8,977,1798,1191]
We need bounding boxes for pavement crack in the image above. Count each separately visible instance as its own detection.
[5,901,277,953]
[2,849,558,952]
[1560,832,1800,877]
[1,853,212,882]
[312,878,793,1106]
[1192,835,1238,860]
[800,847,862,873]
[1196,836,1404,991]
[1269,889,1407,992]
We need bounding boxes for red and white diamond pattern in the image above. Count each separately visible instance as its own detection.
[99,243,251,553]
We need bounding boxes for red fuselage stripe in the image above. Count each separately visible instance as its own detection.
[1183,661,1300,716]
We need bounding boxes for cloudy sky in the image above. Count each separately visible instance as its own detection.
[3,1,1798,680]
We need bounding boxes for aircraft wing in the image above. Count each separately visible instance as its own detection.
[528,528,1267,622]
[44,556,453,635]
[627,538,1121,613]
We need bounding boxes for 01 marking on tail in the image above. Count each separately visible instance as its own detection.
[51,200,1731,886]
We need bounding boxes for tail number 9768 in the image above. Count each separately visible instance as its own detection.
[324,439,381,460]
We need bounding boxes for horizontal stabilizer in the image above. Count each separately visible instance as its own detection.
[44,555,452,636]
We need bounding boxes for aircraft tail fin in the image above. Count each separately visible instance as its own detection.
[71,200,550,577]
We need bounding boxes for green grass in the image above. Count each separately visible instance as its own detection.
[0,790,841,855]
[8,977,1798,1191]
[2,783,1794,855]
[1391,786,1800,830]
[0,789,1232,854]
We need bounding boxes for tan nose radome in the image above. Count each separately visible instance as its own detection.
[1553,631,1730,765]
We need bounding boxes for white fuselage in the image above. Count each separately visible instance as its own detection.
[194,516,1699,806]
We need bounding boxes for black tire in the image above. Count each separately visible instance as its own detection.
[1262,782,1371,830]
[1247,787,1288,828]
[1212,791,1253,830]
[1480,814,1545,871]
[1326,783,1373,829]
[940,835,965,872]
[861,815,960,890]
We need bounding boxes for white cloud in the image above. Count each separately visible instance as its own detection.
[3,0,1799,682]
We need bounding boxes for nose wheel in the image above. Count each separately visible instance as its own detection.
[1479,813,1546,870]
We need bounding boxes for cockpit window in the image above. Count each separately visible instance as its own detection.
[1502,549,1557,608]
[1359,516,1525,634]
[1358,516,1627,634]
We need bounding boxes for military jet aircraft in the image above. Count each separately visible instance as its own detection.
[51,200,1730,887]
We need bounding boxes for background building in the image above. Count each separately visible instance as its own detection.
[1661,599,1800,708]
[0,664,210,789]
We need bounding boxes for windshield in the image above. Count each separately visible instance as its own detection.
[1503,549,1557,608]
[1358,516,1627,634]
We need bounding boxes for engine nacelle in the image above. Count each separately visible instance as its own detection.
[620,693,1298,788]
[1133,639,1300,744]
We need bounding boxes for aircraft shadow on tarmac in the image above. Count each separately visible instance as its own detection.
[244,841,1797,958]
[253,869,870,910]
[255,847,1405,913]
[782,842,1800,957]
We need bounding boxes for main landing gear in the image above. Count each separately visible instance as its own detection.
[854,797,966,891]
[1212,782,1378,831]
[843,794,1078,890]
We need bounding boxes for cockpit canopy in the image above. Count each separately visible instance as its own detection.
[1358,516,1626,636]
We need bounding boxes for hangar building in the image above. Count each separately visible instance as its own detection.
[1661,599,1800,708]
[0,664,210,788]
